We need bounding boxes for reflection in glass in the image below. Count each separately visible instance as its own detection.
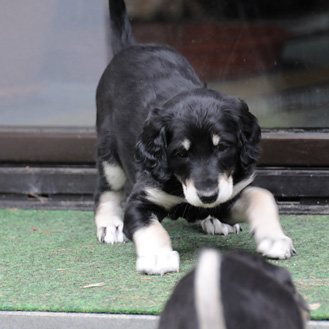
[0,0,108,127]
[0,0,328,128]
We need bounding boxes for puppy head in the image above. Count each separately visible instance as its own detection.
[135,89,260,208]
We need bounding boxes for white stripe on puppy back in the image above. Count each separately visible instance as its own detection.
[195,249,227,329]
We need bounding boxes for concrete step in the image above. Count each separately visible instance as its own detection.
[0,311,327,329]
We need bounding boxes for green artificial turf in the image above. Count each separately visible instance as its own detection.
[0,209,328,319]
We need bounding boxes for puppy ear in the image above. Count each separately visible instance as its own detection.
[135,108,171,183]
[238,101,261,174]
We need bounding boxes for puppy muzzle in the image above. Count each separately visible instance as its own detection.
[197,189,219,204]
[182,175,234,208]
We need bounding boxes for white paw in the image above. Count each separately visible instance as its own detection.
[96,217,128,244]
[201,216,241,235]
[136,250,180,275]
[256,235,296,259]
[95,191,127,244]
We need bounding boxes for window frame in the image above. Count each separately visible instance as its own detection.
[1,127,328,166]
[0,127,328,213]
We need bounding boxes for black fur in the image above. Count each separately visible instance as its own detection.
[109,0,135,55]
[95,0,260,240]
[158,250,309,329]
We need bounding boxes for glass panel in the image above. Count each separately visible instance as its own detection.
[130,0,329,128]
[0,0,108,127]
[0,0,328,128]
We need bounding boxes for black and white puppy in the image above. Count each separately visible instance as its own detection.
[95,0,296,274]
[158,249,309,329]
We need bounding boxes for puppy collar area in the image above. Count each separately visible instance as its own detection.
[144,186,185,210]
[230,174,255,200]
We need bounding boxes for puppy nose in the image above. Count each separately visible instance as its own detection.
[198,190,218,204]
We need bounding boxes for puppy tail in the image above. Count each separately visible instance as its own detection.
[109,0,135,55]
[194,249,227,329]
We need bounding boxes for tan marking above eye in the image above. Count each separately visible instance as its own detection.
[182,138,191,151]
[212,134,221,146]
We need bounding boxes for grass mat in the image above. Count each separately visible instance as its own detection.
[0,209,328,319]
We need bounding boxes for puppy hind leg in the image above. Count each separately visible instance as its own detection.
[95,162,127,244]
[95,190,127,243]
[230,186,296,259]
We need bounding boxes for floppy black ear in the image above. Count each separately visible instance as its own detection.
[135,108,172,183]
[238,101,261,175]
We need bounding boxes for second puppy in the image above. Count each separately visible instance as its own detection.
[159,249,309,329]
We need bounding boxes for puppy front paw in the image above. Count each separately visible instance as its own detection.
[256,235,296,259]
[201,216,241,235]
[136,250,180,275]
[96,219,128,244]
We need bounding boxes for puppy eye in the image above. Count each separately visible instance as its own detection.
[216,142,229,152]
[175,149,188,158]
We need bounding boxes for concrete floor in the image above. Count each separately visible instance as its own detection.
[0,312,328,329]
